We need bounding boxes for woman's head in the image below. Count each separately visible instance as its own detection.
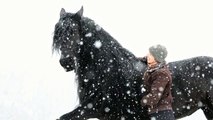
[147,44,168,66]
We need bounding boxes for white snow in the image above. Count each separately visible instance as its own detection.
[197,101,203,107]
[151,117,157,120]
[79,41,83,45]
[94,40,102,48]
[84,79,89,82]
[85,32,92,37]
[126,90,131,95]
[141,87,146,93]
[158,87,164,92]
[87,103,93,109]
[121,116,125,120]
[208,63,213,67]
[195,66,201,71]
[142,99,148,104]
[95,25,102,31]
[104,107,110,112]
[0,0,212,120]
[210,79,213,85]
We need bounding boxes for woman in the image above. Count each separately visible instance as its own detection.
[141,44,175,120]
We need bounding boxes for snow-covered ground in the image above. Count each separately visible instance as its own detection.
[0,0,213,120]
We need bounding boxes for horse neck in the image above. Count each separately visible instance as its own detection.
[74,19,100,101]
[74,18,147,101]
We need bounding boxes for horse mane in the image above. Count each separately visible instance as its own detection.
[80,16,146,73]
[78,16,146,80]
[75,16,147,106]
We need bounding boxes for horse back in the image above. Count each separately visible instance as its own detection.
[168,56,213,118]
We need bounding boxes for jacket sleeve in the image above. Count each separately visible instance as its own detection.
[141,71,169,107]
[138,56,147,64]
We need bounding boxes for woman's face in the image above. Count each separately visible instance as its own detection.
[147,52,157,66]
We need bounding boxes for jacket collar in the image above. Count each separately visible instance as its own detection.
[146,61,166,73]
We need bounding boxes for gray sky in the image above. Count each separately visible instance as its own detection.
[0,0,212,119]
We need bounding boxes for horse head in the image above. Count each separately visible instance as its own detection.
[52,7,84,72]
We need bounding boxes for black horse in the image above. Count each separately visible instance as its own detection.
[52,7,213,120]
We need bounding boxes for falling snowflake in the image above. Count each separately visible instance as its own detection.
[94,40,102,48]
[191,72,194,77]
[150,117,156,120]
[104,107,110,112]
[126,90,131,95]
[66,65,70,68]
[87,103,93,109]
[107,68,110,72]
[80,110,84,115]
[141,87,146,93]
[198,101,203,107]
[210,79,213,85]
[158,87,164,92]
[109,59,113,63]
[121,116,125,120]
[142,99,147,104]
[85,32,92,37]
[127,109,131,113]
[95,25,102,31]
[158,93,162,97]
[195,66,201,71]
[208,62,213,68]
[65,54,70,58]
[84,79,89,82]
[202,73,205,78]
[186,106,190,109]
[177,91,182,95]
[90,52,94,59]
[79,41,83,45]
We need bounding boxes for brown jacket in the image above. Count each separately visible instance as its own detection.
[141,63,173,114]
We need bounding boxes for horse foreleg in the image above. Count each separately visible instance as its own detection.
[59,104,102,120]
[59,93,103,120]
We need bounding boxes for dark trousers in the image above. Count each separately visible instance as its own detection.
[149,110,175,120]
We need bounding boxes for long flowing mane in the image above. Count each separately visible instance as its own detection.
[75,15,147,115]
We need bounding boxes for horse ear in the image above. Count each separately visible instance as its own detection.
[74,6,83,20]
[60,8,66,17]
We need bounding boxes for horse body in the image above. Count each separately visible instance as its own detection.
[53,7,213,120]
[169,56,213,119]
